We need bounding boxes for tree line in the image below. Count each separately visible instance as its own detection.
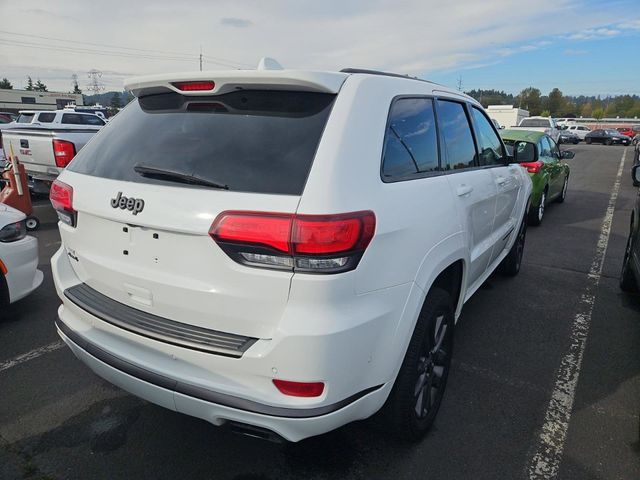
[0,76,82,94]
[465,87,640,119]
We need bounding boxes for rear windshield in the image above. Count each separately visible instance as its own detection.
[68,90,335,195]
[519,119,549,128]
[17,113,34,123]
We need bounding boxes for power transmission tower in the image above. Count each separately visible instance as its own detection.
[199,46,203,71]
[457,76,463,92]
[86,69,105,95]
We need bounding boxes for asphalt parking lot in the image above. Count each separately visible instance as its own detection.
[1,144,639,480]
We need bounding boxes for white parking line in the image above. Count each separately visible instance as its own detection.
[527,148,627,479]
[0,341,64,373]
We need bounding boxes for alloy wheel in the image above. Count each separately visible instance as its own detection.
[538,192,546,222]
[414,314,450,419]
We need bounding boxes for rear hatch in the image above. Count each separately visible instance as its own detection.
[57,84,338,339]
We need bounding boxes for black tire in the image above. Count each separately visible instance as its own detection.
[573,139,579,145]
[498,213,527,276]
[528,188,547,226]
[381,288,454,442]
[557,176,568,203]
[620,228,638,292]
[0,274,9,320]
[605,138,613,146]
[586,137,592,144]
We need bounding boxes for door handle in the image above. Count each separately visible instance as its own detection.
[495,176,506,185]
[456,185,473,196]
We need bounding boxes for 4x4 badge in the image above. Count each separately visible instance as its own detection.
[110,192,145,215]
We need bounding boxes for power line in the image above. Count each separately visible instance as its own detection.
[0,39,201,63]
[0,30,250,68]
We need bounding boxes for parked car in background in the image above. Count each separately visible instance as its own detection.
[13,110,105,127]
[566,124,591,140]
[0,112,17,124]
[2,113,105,194]
[585,129,631,146]
[558,129,580,144]
[0,203,43,313]
[510,116,561,142]
[617,127,638,139]
[620,164,640,291]
[500,129,572,225]
[51,65,532,443]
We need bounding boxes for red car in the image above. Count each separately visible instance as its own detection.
[617,127,639,138]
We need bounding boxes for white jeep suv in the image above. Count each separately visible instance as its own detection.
[51,67,532,442]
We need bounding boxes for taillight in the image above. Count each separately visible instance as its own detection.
[520,161,543,174]
[49,179,76,226]
[172,81,215,92]
[210,210,376,274]
[52,139,76,168]
[272,379,325,398]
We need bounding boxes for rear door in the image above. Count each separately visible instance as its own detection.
[58,89,336,339]
[436,99,497,287]
[469,105,522,267]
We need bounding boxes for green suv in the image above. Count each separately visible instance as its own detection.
[500,130,573,225]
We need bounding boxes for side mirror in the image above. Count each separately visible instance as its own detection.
[561,150,575,159]
[632,164,640,185]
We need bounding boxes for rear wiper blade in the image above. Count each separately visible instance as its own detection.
[133,164,229,190]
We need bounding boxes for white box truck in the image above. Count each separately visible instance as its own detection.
[487,105,529,129]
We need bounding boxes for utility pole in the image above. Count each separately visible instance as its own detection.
[86,69,105,95]
[199,46,203,71]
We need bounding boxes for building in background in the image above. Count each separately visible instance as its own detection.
[0,88,83,113]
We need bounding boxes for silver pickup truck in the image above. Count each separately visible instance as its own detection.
[509,116,561,142]
[2,121,103,193]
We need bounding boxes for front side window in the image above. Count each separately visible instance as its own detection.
[382,98,439,180]
[61,113,84,125]
[471,107,505,166]
[437,100,476,171]
[80,114,105,126]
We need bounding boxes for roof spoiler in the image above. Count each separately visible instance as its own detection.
[125,66,347,98]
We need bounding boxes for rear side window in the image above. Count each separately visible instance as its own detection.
[37,113,55,123]
[68,90,335,195]
[436,100,476,170]
[382,98,439,180]
[470,107,505,166]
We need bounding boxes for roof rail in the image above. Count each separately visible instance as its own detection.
[340,68,437,85]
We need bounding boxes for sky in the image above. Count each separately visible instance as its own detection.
[0,0,638,97]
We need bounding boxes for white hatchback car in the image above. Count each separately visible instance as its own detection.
[0,204,43,308]
[51,67,531,442]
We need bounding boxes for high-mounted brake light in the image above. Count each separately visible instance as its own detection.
[50,179,76,226]
[272,379,325,398]
[520,161,543,174]
[52,139,76,168]
[210,210,376,274]
[172,81,215,92]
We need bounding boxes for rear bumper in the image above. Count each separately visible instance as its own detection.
[55,314,387,441]
[51,246,413,440]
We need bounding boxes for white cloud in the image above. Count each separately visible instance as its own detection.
[0,0,636,92]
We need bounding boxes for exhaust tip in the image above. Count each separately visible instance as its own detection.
[226,421,285,443]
